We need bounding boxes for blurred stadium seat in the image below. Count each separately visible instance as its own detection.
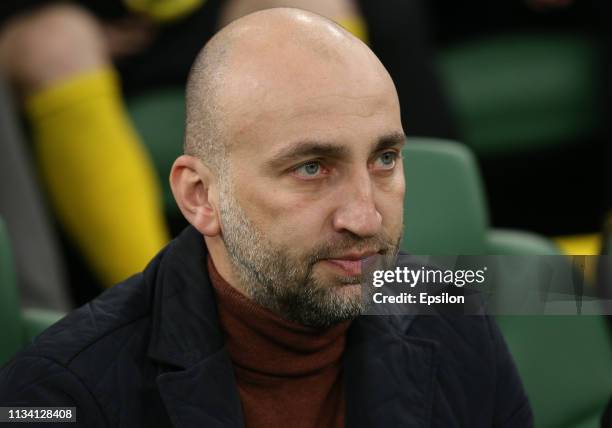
[401,139,612,428]
[0,218,64,367]
[497,315,612,428]
[438,32,599,157]
[128,88,184,217]
[401,138,560,255]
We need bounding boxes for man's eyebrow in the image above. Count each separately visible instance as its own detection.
[266,141,350,170]
[373,132,407,152]
[265,132,407,170]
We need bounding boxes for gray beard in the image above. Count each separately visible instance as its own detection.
[218,178,400,328]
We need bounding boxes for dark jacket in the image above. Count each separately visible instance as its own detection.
[0,226,533,427]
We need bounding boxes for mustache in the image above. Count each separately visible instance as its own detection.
[306,233,400,263]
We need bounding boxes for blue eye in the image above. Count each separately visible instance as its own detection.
[296,161,322,177]
[375,151,398,169]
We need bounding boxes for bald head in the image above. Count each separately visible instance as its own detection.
[183,7,396,173]
[174,8,404,327]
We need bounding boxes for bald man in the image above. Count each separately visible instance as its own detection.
[0,9,532,428]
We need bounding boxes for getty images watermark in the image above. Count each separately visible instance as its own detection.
[360,255,612,316]
[371,265,487,305]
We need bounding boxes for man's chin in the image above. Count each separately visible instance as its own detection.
[311,270,363,298]
[282,271,365,327]
[331,283,362,301]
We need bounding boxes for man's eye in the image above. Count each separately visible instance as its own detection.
[295,161,322,177]
[374,151,398,170]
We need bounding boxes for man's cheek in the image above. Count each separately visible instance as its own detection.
[379,201,403,230]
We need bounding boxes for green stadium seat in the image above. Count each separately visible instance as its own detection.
[128,87,185,218]
[402,139,612,428]
[438,32,599,156]
[496,315,612,428]
[0,218,64,367]
[401,138,559,255]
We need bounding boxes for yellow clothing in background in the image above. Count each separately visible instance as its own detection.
[27,68,169,286]
[338,16,368,43]
[124,0,206,22]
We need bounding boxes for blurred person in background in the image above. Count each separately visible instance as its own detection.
[0,0,370,306]
[0,76,72,310]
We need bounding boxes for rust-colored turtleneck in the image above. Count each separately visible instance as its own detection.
[207,256,351,428]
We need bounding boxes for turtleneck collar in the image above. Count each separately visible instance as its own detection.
[207,255,352,378]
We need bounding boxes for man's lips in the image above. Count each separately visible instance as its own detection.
[322,252,379,276]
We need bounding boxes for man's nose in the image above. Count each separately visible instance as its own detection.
[331,173,382,238]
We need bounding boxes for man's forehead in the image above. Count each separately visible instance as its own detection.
[226,90,402,161]
[222,71,402,163]
[224,48,372,105]
[221,54,398,143]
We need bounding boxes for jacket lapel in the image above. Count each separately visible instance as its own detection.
[145,226,245,428]
[344,316,439,428]
[156,348,244,428]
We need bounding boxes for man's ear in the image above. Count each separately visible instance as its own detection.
[170,155,221,236]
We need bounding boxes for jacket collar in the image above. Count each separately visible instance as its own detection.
[146,226,438,428]
[344,316,439,427]
[145,226,245,427]
[146,225,223,368]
